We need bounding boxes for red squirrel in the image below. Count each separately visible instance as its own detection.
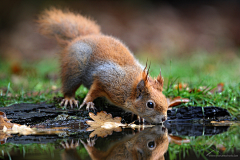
[37,8,168,123]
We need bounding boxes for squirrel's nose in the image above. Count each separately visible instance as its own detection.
[162,116,167,122]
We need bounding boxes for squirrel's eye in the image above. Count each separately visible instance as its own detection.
[146,101,155,108]
[147,141,155,148]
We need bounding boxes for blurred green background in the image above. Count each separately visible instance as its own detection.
[0,0,240,109]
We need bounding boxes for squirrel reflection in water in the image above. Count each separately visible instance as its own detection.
[61,126,169,160]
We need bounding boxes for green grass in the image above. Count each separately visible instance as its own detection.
[0,58,88,106]
[167,124,240,160]
[0,52,240,117]
[138,52,240,117]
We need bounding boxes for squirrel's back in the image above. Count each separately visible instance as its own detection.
[65,35,143,101]
[70,35,138,66]
[37,8,101,45]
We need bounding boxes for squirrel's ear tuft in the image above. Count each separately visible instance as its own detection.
[142,69,148,82]
[142,60,151,82]
[155,69,164,91]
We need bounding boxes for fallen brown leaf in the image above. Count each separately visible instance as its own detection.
[4,124,35,135]
[0,112,71,141]
[167,96,190,108]
[0,111,6,118]
[205,142,226,152]
[0,132,10,144]
[169,135,190,145]
[216,144,226,152]
[174,83,188,90]
[0,111,17,130]
[86,111,126,138]
[173,82,224,94]
[0,111,35,135]
[188,88,202,93]
[210,82,224,94]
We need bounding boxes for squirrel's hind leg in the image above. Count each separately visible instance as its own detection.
[60,68,82,109]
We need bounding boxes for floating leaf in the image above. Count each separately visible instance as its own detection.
[86,111,126,138]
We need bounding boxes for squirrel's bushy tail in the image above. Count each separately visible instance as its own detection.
[37,8,101,45]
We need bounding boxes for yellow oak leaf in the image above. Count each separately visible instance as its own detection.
[0,111,35,135]
[86,111,126,138]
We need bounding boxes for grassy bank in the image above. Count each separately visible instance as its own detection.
[0,52,239,116]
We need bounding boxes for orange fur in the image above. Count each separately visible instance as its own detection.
[37,8,100,46]
[69,35,137,67]
[37,8,168,123]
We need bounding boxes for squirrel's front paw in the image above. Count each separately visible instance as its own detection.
[79,101,96,111]
[60,97,79,109]
[80,137,97,147]
[61,139,79,149]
